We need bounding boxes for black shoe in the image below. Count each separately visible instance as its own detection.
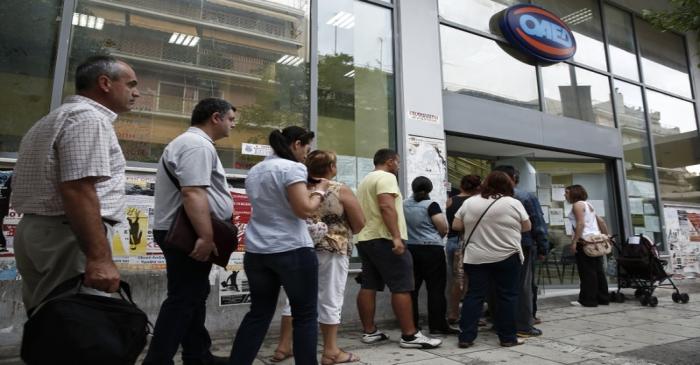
[516,327,543,338]
[183,355,229,365]
[458,341,473,348]
[430,327,460,335]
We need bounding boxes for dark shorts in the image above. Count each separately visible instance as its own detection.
[357,238,414,293]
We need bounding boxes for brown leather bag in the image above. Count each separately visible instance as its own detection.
[161,160,238,268]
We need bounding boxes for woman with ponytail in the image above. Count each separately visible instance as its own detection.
[229,126,329,365]
[403,176,455,335]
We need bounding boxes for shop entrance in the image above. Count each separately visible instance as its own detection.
[446,135,620,289]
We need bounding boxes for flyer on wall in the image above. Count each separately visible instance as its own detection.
[217,252,251,306]
[664,203,700,276]
[406,135,448,208]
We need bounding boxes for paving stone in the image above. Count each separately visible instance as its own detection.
[509,339,611,364]
[595,326,688,345]
[555,333,648,354]
[449,348,562,365]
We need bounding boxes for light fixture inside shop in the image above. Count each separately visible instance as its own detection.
[561,8,593,26]
[168,32,200,47]
[276,55,304,66]
[343,70,355,78]
[326,11,355,29]
[72,12,104,30]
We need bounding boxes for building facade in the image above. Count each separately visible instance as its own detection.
[0,0,699,346]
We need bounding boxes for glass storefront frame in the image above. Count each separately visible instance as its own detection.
[438,0,700,250]
[2,0,399,174]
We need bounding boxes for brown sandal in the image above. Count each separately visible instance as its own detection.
[321,350,360,364]
[270,349,293,362]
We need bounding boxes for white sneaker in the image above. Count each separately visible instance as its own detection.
[570,301,582,307]
[399,331,442,349]
[361,329,389,344]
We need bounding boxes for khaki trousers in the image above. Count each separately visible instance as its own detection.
[13,214,114,311]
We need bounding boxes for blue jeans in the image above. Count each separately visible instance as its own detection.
[143,230,215,365]
[445,236,460,275]
[459,254,520,344]
[229,248,319,365]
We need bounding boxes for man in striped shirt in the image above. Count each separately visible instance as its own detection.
[12,55,139,312]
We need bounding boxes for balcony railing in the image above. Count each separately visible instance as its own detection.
[115,34,270,77]
[108,0,300,41]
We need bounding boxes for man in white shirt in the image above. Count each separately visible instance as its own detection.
[12,55,139,312]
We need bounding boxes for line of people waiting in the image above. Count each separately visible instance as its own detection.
[10,55,610,365]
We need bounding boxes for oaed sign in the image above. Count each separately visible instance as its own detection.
[495,4,576,64]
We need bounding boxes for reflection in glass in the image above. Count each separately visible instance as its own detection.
[636,19,691,98]
[647,91,700,204]
[317,0,395,190]
[604,5,639,81]
[0,0,61,155]
[438,0,524,34]
[541,64,613,126]
[533,0,607,71]
[440,26,538,109]
[64,0,310,171]
[614,80,661,243]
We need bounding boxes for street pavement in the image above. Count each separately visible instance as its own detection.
[187,283,700,365]
[1,283,698,364]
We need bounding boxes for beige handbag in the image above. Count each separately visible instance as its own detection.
[580,234,612,257]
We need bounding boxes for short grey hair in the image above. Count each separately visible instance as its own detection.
[75,55,123,92]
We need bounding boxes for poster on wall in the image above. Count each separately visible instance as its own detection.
[406,135,448,208]
[217,252,251,306]
[537,188,552,206]
[664,204,700,276]
[551,185,566,202]
[357,158,375,183]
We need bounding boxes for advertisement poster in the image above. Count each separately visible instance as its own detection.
[664,204,700,275]
[218,252,251,306]
[406,135,448,208]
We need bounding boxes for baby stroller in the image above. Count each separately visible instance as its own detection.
[609,234,690,307]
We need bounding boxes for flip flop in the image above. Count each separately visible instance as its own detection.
[270,349,293,363]
[321,350,360,364]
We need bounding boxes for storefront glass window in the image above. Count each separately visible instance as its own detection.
[614,80,661,243]
[440,26,538,109]
[447,136,617,285]
[438,0,524,35]
[541,63,613,127]
[64,0,310,172]
[317,0,395,191]
[636,19,692,98]
[0,0,62,156]
[647,91,700,205]
[604,5,639,81]
[533,0,607,71]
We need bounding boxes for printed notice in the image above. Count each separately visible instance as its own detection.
[335,155,357,191]
[629,198,644,215]
[241,143,272,157]
[537,188,551,206]
[644,215,660,232]
[549,208,564,226]
[218,252,251,306]
[542,206,550,224]
[551,184,565,202]
[357,157,375,182]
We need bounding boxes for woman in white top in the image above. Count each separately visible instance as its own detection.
[230,126,330,365]
[452,171,531,348]
[566,185,610,307]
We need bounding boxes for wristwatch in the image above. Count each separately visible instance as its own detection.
[310,190,327,201]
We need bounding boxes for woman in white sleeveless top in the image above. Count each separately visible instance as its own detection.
[566,185,610,307]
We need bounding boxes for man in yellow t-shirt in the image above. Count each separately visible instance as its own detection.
[355,149,442,349]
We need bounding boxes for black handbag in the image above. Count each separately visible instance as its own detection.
[160,159,238,267]
[21,275,150,365]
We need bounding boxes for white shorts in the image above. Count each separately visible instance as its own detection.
[281,251,349,325]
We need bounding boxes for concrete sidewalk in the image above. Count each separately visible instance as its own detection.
[2,281,699,364]
[182,281,700,365]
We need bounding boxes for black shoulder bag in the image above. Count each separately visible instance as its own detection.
[21,275,150,365]
[453,197,502,281]
[161,159,238,268]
